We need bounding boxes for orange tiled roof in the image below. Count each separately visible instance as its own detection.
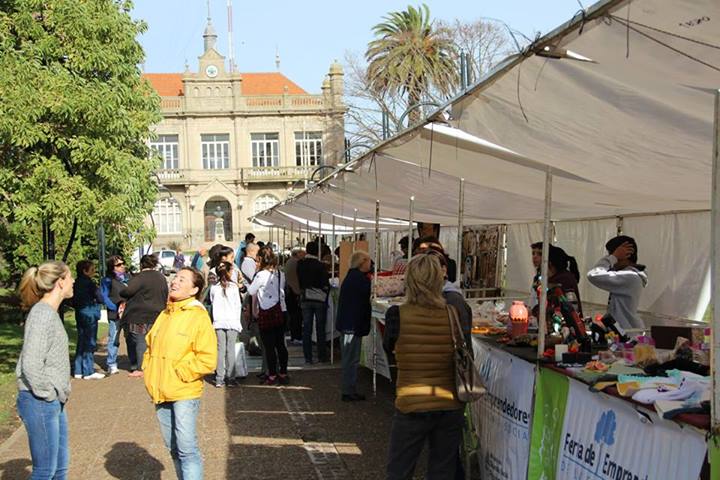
[144,73,184,96]
[143,72,308,96]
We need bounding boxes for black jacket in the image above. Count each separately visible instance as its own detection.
[73,275,102,309]
[297,256,330,291]
[120,270,168,325]
[336,268,372,337]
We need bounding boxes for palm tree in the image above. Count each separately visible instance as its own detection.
[365,4,458,127]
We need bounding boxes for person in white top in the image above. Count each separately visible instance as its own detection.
[246,248,288,385]
[587,236,648,331]
[209,262,243,387]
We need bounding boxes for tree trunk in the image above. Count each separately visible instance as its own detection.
[62,217,78,262]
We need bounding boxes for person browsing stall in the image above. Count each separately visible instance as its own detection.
[587,235,648,331]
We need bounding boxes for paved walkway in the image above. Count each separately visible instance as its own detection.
[0,342,409,480]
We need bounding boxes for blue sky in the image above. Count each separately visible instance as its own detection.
[132,1,583,93]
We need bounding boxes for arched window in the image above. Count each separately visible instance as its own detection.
[153,198,182,234]
[254,194,279,215]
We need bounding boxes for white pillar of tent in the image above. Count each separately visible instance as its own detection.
[537,168,553,359]
[317,213,322,259]
[711,89,720,431]
[373,200,380,396]
[331,215,336,366]
[352,209,358,252]
[457,178,465,287]
[290,222,294,249]
[408,196,415,261]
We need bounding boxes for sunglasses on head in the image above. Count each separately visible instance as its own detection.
[115,262,125,267]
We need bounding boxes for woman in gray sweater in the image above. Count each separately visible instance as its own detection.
[16,261,74,480]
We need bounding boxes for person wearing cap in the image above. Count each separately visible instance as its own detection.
[587,235,648,331]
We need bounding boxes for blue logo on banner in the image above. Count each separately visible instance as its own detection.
[594,410,616,446]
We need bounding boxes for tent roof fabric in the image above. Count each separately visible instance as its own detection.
[252,0,720,230]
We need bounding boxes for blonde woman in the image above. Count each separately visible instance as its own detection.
[382,253,465,480]
[16,261,75,480]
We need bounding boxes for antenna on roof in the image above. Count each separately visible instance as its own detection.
[227,0,235,72]
[275,45,280,71]
[206,0,211,20]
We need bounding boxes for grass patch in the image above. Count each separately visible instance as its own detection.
[0,309,109,444]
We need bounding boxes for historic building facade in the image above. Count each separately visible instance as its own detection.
[144,19,345,249]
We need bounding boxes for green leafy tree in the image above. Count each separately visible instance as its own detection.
[0,0,161,281]
[365,4,458,127]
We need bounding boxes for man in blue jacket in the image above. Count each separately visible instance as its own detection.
[336,251,372,401]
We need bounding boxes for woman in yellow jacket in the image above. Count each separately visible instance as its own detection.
[143,267,217,480]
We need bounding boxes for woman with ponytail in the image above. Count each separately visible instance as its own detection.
[16,261,75,479]
[209,261,243,387]
[530,242,584,316]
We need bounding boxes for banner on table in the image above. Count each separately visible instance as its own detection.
[556,378,707,480]
[360,317,391,380]
[471,340,536,480]
[528,369,570,480]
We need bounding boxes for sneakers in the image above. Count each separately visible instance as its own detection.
[107,365,119,375]
[262,376,278,386]
[214,382,224,388]
[128,370,144,378]
[278,374,290,385]
[83,372,106,380]
[73,374,82,379]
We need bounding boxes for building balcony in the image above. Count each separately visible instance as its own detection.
[159,94,329,115]
[241,165,312,184]
[155,165,315,186]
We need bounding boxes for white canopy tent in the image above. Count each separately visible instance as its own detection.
[252,0,720,431]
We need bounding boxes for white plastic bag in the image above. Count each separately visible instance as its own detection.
[234,342,248,378]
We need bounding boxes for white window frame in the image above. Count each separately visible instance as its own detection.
[294,131,323,167]
[253,194,279,215]
[201,134,230,169]
[251,133,280,167]
[153,198,182,235]
[151,134,179,170]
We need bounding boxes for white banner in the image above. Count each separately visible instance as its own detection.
[557,378,707,480]
[472,339,536,480]
[360,316,391,380]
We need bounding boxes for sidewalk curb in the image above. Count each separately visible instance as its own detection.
[0,424,24,457]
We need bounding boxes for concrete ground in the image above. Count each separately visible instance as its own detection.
[0,339,422,480]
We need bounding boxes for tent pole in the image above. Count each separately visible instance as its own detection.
[353,209,358,252]
[331,215,336,366]
[538,168,553,359]
[457,178,465,287]
[408,196,415,261]
[290,222,294,248]
[306,219,310,248]
[373,200,380,396]
[712,89,720,433]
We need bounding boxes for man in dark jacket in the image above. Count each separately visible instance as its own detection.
[336,251,372,401]
[297,242,331,363]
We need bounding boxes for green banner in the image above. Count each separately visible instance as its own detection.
[527,369,569,480]
[710,436,720,480]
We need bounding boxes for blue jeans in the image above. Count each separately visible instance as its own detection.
[106,319,118,368]
[74,306,100,377]
[341,333,363,395]
[16,391,69,480]
[301,302,327,362]
[155,399,203,480]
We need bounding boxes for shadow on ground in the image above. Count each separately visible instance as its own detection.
[104,442,164,480]
[0,458,31,480]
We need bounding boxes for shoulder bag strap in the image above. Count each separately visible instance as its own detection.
[447,305,461,349]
